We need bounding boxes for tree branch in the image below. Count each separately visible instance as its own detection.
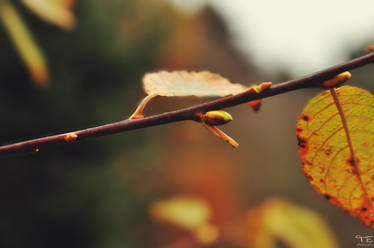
[1,52,374,157]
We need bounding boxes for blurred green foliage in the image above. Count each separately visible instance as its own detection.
[0,1,173,247]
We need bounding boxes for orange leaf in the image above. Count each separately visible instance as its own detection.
[296,86,374,228]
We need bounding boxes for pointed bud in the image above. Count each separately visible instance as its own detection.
[322,71,351,88]
[243,82,272,112]
[202,110,233,126]
[252,82,272,94]
[247,99,262,112]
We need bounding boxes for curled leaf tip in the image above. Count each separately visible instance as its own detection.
[202,110,233,126]
[322,71,351,88]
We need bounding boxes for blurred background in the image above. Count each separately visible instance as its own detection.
[1,0,374,247]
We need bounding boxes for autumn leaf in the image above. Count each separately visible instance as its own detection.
[239,198,337,248]
[134,71,271,147]
[150,196,212,230]
[149,196,219,245]
[131,71,249,118]
[22,0,76,29]
[297,86,374,228]
[143,71,247,97]
[135,71,270,119]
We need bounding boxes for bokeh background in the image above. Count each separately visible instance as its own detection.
[1,1,374,247]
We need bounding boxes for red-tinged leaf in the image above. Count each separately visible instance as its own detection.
[297,86,374,228]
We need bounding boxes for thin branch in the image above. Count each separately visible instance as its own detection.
[1,52,374,157]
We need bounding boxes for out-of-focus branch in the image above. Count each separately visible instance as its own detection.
[1,52,374,157]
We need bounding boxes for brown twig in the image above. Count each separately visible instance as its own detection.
[1,52,374,157]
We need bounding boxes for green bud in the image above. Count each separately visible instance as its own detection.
[202,110,233,126]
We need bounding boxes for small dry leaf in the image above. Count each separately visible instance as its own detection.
[240,198,337,248]
[143,71,247,97]
[22,0,75,29]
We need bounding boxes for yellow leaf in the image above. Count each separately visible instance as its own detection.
[143,71,247,97]
[22,0,75,29]
[242,198,337,248]
[0,2,48,86]
[297,86,374,228]
[193,223,219,245]
[149,196,212,230]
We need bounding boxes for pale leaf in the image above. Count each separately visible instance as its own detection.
[149,196,212,230]
[242,198,337,248]
[143,71,247,97]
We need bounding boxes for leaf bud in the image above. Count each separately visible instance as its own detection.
[202,110,233,126]
[322,71,351,88]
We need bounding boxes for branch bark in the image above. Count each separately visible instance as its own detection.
[1,52,374,157]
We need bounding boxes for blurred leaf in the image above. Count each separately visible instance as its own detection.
[241,198,337,248]
[297,86,374,228]
[0,1,48,86]
[149,196,219,245]
[22,0,75,29]
[149,196,212,230]
[143,70,247,97]
[193,223,219,245]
